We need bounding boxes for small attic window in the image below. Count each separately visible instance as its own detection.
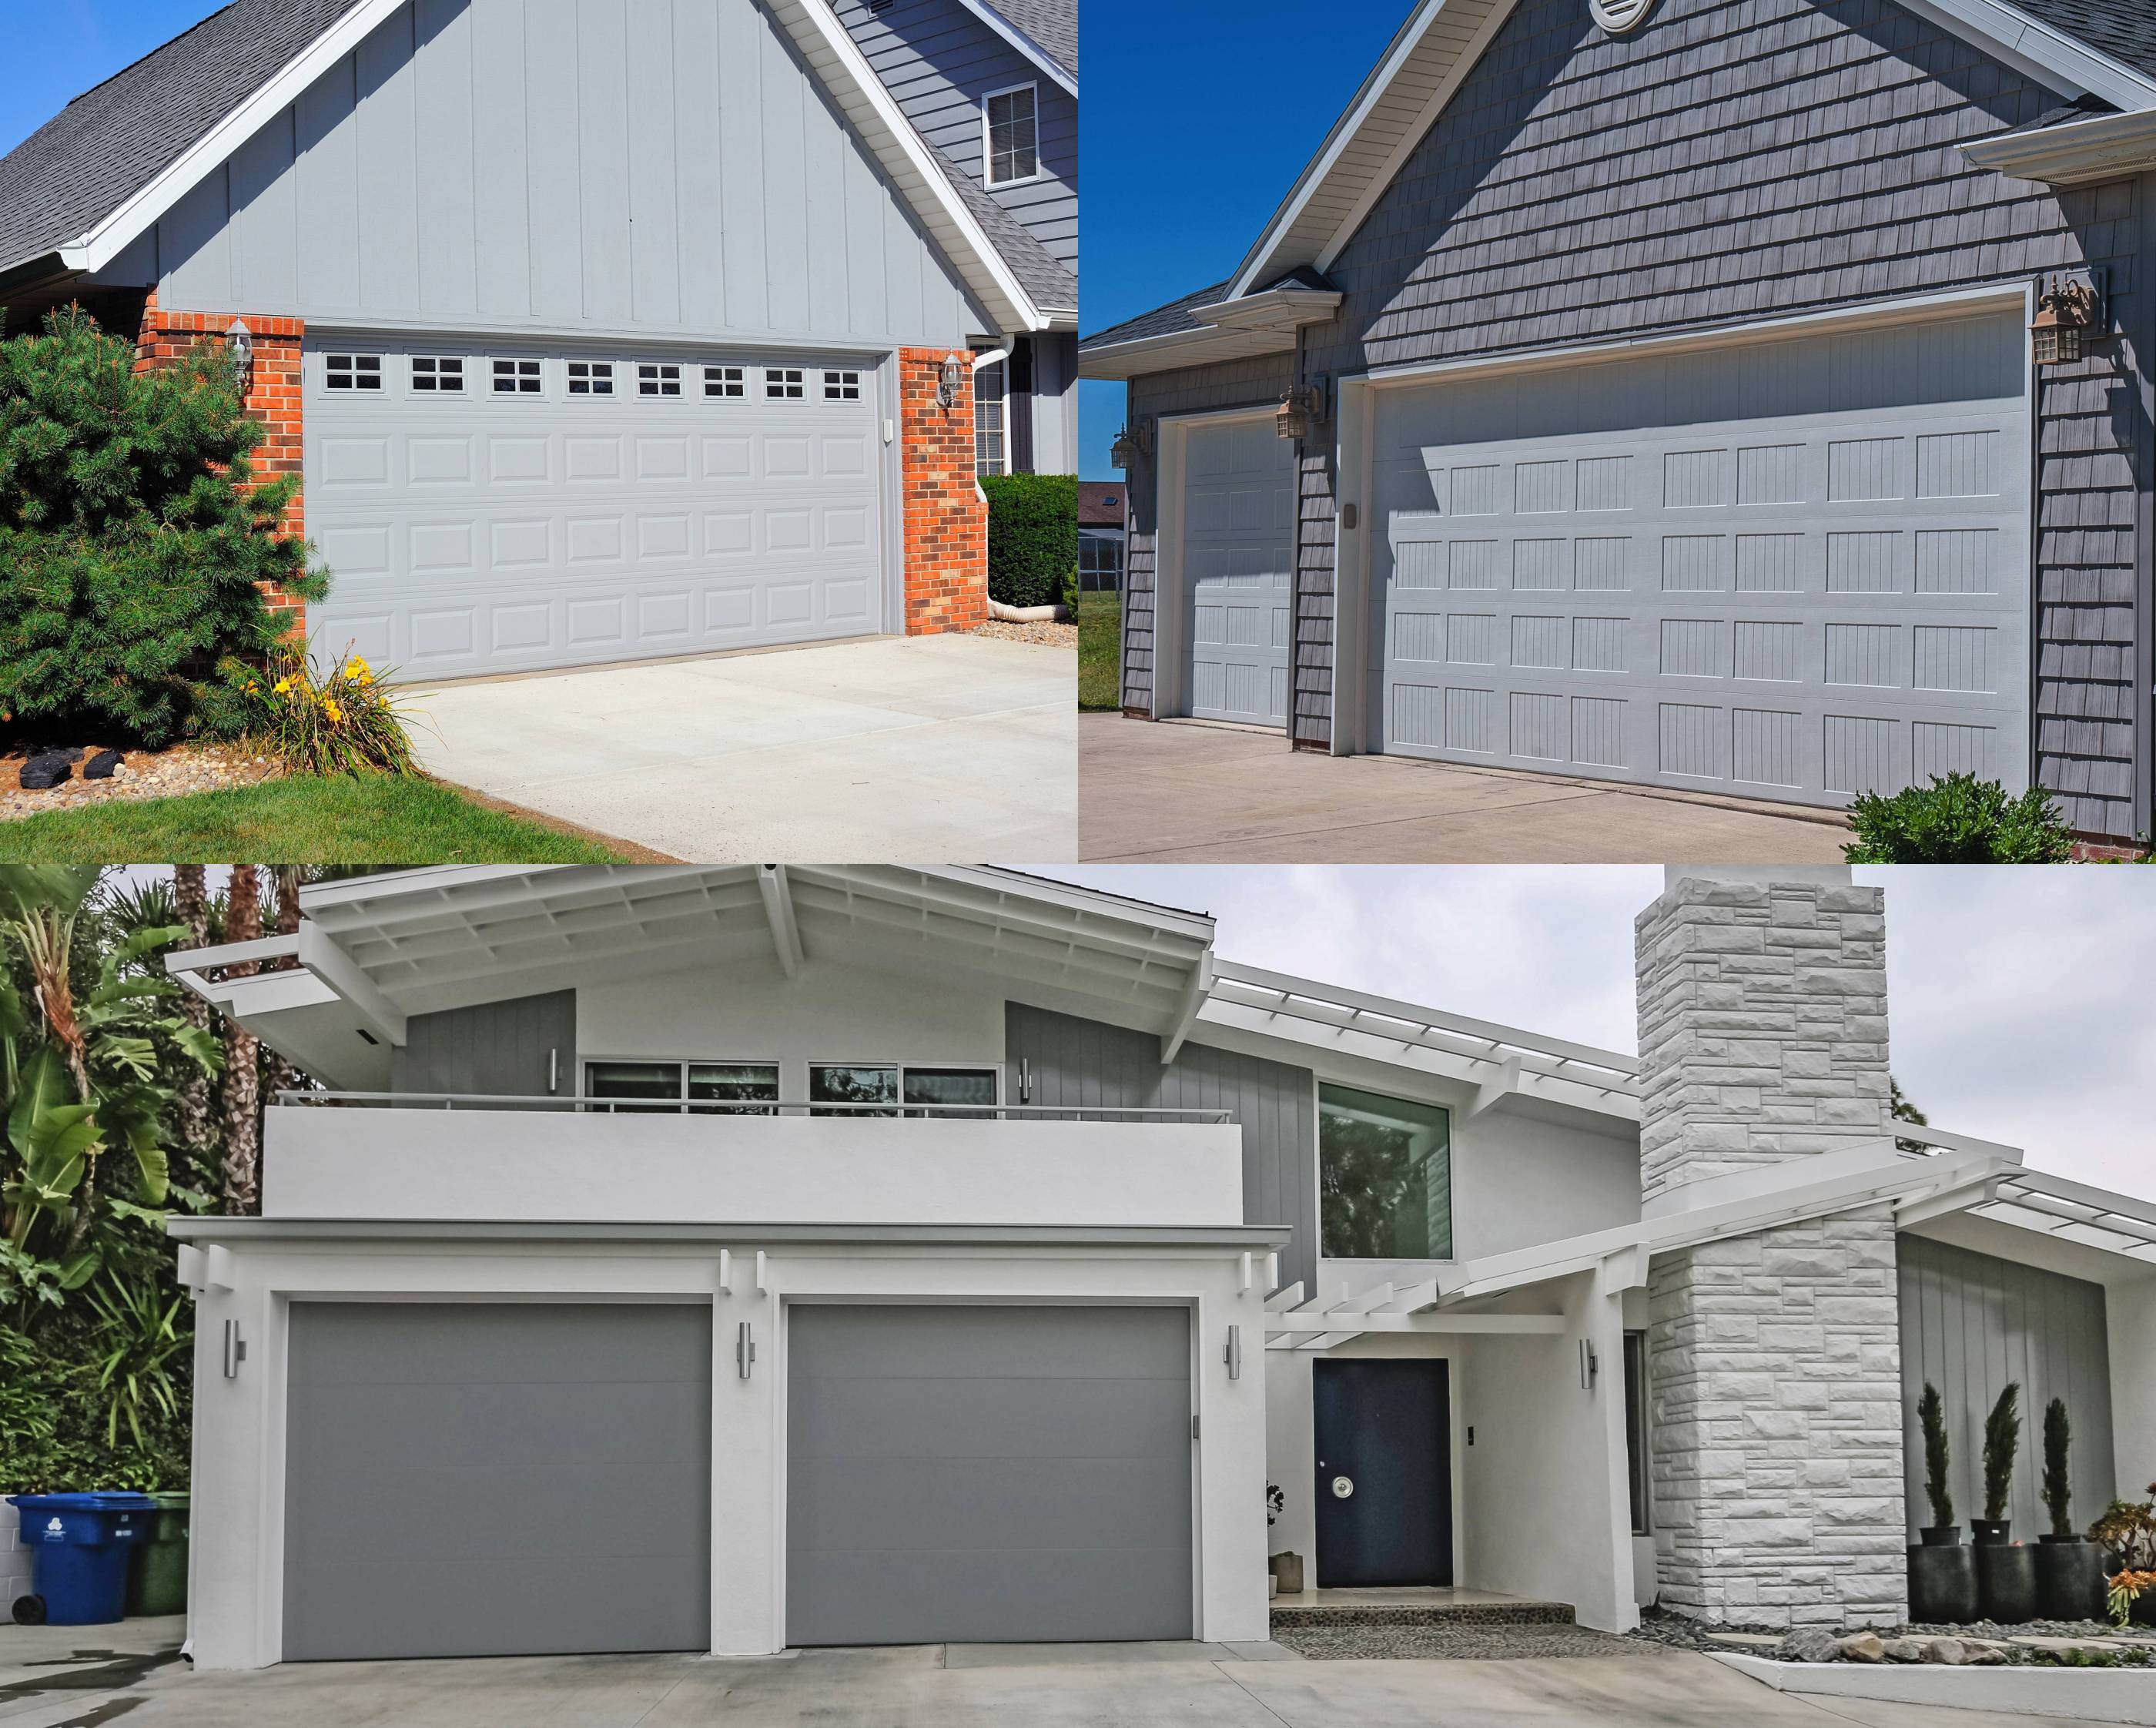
[326,353,383,391]
[765,367,805,400]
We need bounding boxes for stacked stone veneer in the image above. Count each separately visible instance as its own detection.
[1637,875,1908,1630]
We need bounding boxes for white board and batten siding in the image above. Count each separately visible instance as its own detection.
[1367,311,2031,808]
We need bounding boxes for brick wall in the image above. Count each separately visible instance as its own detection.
[899,347,987,634]
[135,294,308,631]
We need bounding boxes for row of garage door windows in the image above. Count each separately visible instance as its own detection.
[322,353,864,404]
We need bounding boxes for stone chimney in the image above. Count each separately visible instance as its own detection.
[1637,866,1907,1632]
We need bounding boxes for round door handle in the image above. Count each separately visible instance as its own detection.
[1331,1475,1354,1499]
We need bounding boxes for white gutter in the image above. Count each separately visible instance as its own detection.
[1961,105,2156,184]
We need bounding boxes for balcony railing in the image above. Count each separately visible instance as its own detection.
[275,1090,1234,1124]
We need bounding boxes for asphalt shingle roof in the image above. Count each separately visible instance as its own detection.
[0,0,363,275]
[1080,280,1235,349]
[2007,0,2156,80]
[1078,483,1127,525]
[932,145,1077,314]
[983,0,1076,80]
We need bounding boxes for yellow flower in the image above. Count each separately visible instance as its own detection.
[273,676,292,695]
[323,700,343,725]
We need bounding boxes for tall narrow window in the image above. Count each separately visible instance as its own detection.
[983,83,1039,186]
[974,358,1006,476]
[1623,1331,1652,1535]
[1318,1083,1451,1259]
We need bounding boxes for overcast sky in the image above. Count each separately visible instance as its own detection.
[1042,866,2156,1197]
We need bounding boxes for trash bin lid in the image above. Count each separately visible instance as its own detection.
[7,1492,159,1512]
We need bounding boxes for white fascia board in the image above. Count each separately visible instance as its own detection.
[1893,0,2156,111]
[765,0,1045,333]
[74,0,412,276]
[2007,1167,2156,1231]
[298,864,578,912]
[953,0,1077,95]
[936,866,1218,945]
[1962,105,2156,184]
[1195,287,1344,330]
[1077,322,1301,381]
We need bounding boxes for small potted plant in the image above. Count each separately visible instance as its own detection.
[2091,1484,2156,1628]
[1974,1383,2036,1622]
[2031,1398,2106,1619]
[1907,1382,1977,1622]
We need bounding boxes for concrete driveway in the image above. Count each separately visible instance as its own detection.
[0,1620,2123,1728]
[407,635,1075,862]
[1081,714,1852,863]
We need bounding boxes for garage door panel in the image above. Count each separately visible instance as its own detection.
[1374,313,2029,805]
[786,1305,1193,1646]
[283,1303,711,1661]
[1180,417,1294,728]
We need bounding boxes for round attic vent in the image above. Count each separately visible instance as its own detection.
[1590,0,1652,32]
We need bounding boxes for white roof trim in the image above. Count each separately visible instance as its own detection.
[1969,1167,2156,1264]
[953,0,1077,96]
[52,0,1046,336]
[1961,103,2156,185]
[1895,0,2156,112]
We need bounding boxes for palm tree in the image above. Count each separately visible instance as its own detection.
[219,867,263,1215]
[170,867,216,1167]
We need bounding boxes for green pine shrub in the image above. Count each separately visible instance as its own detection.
[981,473,1078,610]
[1842,773,2074,863]
[0,306,326,747]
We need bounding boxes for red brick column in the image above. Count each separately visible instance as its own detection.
[899,347,987,634]
[135,293,308,633]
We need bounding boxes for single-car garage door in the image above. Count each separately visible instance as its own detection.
[1181,416,1295,726]
[786,1304,1193,1645]
[282,1302,711,1661]
[1368,310,2030,806]
[308,342,884,680]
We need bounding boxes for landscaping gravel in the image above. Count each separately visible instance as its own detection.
[1626,1606,2156,1666]
[1273,1621,1673,1662]
[0,743,280,822]
[973,618,1076,648]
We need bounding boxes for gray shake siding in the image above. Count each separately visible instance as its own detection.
[1004,1003,1319,1291]
[1129,0,2153,833]
[1123,352,1295,715]
[132,0,986,348]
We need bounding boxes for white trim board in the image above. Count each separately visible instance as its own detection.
[954,0,1078,96]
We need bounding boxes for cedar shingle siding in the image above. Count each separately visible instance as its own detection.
[1127,0,2153,836]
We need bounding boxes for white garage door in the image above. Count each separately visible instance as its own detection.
[307,342,884,680]
[1182,416,1295,725]
[1368,310,2030,806]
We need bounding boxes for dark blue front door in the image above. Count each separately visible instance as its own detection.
[1312,1359,1452,1586]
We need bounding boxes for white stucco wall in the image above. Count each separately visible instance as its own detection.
[1451,1110,1641,1260]
[179,1237,1271,1669]
[2108,1275,2156,1497]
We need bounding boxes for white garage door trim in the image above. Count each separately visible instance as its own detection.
[1148,404,1297,731]
[306,335,892,681]
[1327,293,2035,806]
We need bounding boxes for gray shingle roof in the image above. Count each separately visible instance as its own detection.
[0,0,364,276]
[1080,280,1235,349]
[931,145,1077,315]
[2007,0,2156,81]
[983,0,1076,80]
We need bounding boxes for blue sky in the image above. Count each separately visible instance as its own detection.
[1076,0,1410,476]
[1,2,226,156]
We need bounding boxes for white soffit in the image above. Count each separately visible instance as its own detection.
[1968,1168,2156,1265]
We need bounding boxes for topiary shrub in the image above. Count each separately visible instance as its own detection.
[981,473,1077,610]
[0,306,325,747]
[1842,772,2074,863]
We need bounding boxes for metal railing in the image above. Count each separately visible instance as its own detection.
[274,1090,1234,1124]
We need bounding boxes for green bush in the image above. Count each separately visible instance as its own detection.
[1843,773,2074,863]
[0,1314,190,1493]
[0,307,326,747]
[981,473,1077,610]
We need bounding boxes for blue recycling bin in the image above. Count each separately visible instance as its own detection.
[8,1493,159,1625]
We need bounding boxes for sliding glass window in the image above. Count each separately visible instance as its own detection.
[1318,1083,1452,1259]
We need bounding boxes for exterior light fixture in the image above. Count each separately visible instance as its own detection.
[226,319,256,394]
[2030,272,2101,367]
[936,352,964,409]
[1110,417,1153,469]
[1275,379,1327,442]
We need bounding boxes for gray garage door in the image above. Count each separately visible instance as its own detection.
[1183,416,1295,725]
[307,341,884,680]
[283,1302,711,1662]
[1368,310,2030,806]
[786,1305,1193,1645]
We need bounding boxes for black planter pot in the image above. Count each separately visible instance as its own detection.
[1976,1543,2038,1623]
[1919,1524,1962,1547]
[1908,1542,1979,1623]
[2033,1537,2107,1621]
[1970,1519,2012,1547]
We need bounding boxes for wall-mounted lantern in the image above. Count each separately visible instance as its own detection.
[936,352,964,409]
[2030,271,2103,367]
[1110,416,1153,469]
[1275,377,1328,442]
[226,319,256,396]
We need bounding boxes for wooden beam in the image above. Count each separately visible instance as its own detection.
[758,865,805,978]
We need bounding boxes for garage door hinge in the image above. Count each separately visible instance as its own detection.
[1191,1411,1200,1442]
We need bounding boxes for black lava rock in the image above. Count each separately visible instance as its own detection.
[20,753,72,790]
[82,749,122,781]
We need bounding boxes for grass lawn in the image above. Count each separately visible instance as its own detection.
[0,775,635,864]
[1078,591,1121,711]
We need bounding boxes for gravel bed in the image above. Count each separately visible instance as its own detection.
[1274,1622,1672,1662]
[0,743,281,822]
[1627,1606,2155,1665]
[973,619,1076,648]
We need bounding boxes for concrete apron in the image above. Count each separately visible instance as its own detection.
[0,1640,2131,1728]
[1712,1648,2156,1725]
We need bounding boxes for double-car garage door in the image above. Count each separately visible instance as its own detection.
[281,1301,1191,1659]
[307,342,886,681]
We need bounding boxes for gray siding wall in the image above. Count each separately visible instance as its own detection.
[1147,0,2149,832]
[392,988,576,1097]
[1123,351,1296,714]
[835,0,1076,270]
[1898,1234,2116,1539]
[1005,1003,1318,1291]
[149,0,984,347]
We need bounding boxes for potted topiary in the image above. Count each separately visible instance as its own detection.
[1974,1384,2036,1622]
[2032,1398,2107,1619]
[1907,1383,1977,1622]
